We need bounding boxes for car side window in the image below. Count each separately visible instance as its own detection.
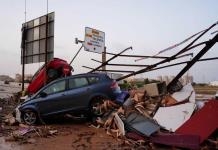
[69,77,88,89]
[88,77,99,85]
[43,80,66,95]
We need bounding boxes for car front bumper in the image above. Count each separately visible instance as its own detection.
[15,105,21,123]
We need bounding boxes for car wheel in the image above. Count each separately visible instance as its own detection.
[22,109,38,125]
[47,68,59,79]
[90,97,106,117]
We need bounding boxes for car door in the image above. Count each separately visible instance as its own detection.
[36,79,67,116]
[63,77,91,111]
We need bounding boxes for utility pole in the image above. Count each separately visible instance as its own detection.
[44,0,49,86]
[21,0,27,91]
[102,47,106,71]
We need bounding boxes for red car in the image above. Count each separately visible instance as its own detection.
[27,58,72,95]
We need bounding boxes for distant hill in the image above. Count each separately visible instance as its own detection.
[0,75,14,82]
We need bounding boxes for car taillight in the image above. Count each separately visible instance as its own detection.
[111,81,118,89]
[111,80,121,93]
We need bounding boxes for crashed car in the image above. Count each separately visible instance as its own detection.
[27,58,73,95]
[16,73,121,125]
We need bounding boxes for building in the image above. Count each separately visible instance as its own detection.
[209,81,218,86]
[157,74,193,85]
[15,74,22,82]
[15,74,33,83]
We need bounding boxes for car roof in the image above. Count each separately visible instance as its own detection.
[33,73,110,97]
[72,72,107,77]
[54,72,109,82]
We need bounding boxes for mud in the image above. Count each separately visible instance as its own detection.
[0,123,126,150]
[0,96,126,150]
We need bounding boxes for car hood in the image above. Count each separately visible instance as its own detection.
[19,96,35,107]
[24,96,32,102]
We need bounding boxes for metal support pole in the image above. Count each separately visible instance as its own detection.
[106,52,169,59]
[141,57,218,73]
[83,66,134,73]
[102,47,106,71]
[97,70,134,73]
[89,46,132,73]
[116,22,217,82]
[91,59,102,63]
[91,59,150,67]
[106,52,192,59]
[82,66,94,70]
[21,41,25,91]
[167,33,218,92]
[21,0,27,91]
[44,14,48,86]
[69,45,83,65]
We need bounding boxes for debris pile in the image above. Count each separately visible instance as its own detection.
[0,94,58,145]
[3,123,58,144]
[1,82,218,149]
[91,82,218,149]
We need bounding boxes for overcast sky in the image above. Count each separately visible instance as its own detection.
[0,0,218,83]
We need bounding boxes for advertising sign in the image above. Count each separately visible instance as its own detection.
[84,27,105,54]
[21,12,54,64]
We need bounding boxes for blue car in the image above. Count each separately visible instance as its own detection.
[16,73,121,125]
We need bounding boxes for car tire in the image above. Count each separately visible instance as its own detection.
[22,109,38,125]
[90,96,106,117]
[47,68,59,79]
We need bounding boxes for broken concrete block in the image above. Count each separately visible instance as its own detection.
[7,117,16,126]
[49,130,58,135]
[19,123,29,129]
[144,82,166,97]
[27,138,36,144]
[4,114,17,126]
[5,136,16,142]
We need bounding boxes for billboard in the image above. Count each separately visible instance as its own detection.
[84,27,105,54]
[21,12,54,64]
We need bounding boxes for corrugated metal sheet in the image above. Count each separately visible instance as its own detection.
[153,103,196,132]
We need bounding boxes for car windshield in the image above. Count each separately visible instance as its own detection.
[31,63,45,82]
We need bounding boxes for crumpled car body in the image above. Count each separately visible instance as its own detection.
[17,73,121,124]
[27,58,72,95]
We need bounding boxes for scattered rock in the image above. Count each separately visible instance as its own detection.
[4,114,17,126]
[27,138,36,144]
[49,130,58,135]
[5,135,16,142]
[19,123,29,129]
[8,117,16,126]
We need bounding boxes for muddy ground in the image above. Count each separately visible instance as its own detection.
[0,97,142,150]
[0,124,127,150]
[0,93,216,150]
[0,95,175,150]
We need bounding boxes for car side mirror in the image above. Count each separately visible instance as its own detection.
[39,92,47,98]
